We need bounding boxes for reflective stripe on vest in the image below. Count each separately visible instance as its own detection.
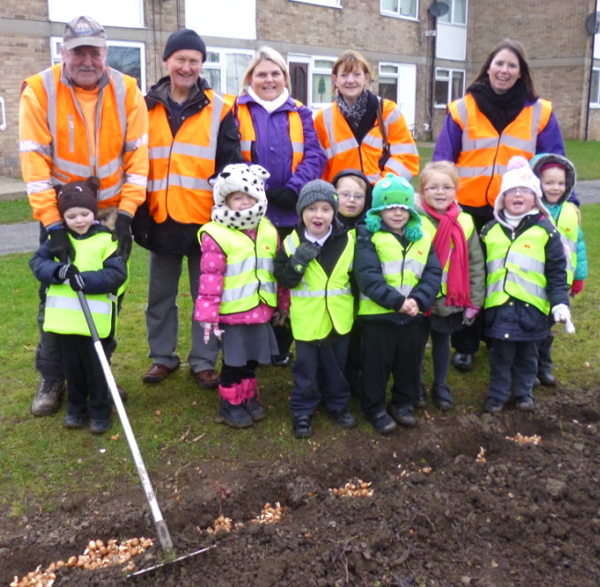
[283,231,354,340]
[44,232,119,337]
[27,65,139,202]
[235,100,305,172]
[420,213,474,297]
[449,94,552,209]
[555,202,578,286]
[482,223,550,314]
[358,230,433,315]
[147,90,232,225]
[199,218,278,314]
[318,100,418,184]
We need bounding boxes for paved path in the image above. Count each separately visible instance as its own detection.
[1,178,599,256]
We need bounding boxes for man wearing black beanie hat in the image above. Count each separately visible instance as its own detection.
[132,28,244,390]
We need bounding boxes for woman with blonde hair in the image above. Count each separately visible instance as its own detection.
[234,46,326,366]
[315,49,419,185]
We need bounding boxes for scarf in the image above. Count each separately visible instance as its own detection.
[247,87,290,114]
[467,81,529,134]
[422,200,472,308]
[211,199,266,231]
[336,88,368,132]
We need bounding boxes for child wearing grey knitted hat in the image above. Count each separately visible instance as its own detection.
[274,179,356,439]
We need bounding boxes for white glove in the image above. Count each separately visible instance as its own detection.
[551,304,575,334]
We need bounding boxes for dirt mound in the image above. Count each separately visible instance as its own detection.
[3,386,600,586]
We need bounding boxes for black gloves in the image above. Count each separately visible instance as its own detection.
[48,227,75,264]
[266,186,297,211]
[290,241,321,273]
[56,263,85,291]
[113,212,133,262]
[131,202,153,250]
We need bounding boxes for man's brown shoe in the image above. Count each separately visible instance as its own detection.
[142,362,179,383]
[191,369,220,389]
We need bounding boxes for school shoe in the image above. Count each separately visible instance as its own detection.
[538,373,557,387]
[90,418,112,434]
[64,413,87,429]
[142,362,180,384]
[532,377,541,388]
[433,383,454,411]
[31,379,66,417]
[414,384,428,408]
[271,353,291,367]
[191,369,220,389]
[515,395,536,411]
[217,399,253,428]
[330,408,357,429]
[292,414,313,439]
[389,403,417,427]
[110,385,128,403]
[368,411,397,435]
[452,352,473,372]
[484,398,505,414]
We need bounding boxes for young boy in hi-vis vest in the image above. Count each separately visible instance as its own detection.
[274,180,357,439]
[354,174,442,435]
[29,178,127,434]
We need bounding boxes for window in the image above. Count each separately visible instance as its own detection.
[381,0,419,20]
[434,68,465,108]
[203,49,254,94]
[591,69,600,107]
[50,36,146,93]
[48,0,144,28]
[290,63,309,104]
[378,63,417,128]
[289,0,341,8]
[311,58,336,108]
[438,0,467,25]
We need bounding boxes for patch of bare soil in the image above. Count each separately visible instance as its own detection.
[3,386,600,586]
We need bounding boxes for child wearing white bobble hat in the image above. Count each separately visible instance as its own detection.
[481,156,571,414]
[194,164,289,429]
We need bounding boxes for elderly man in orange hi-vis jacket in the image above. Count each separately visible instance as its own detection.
[19,15,149,417]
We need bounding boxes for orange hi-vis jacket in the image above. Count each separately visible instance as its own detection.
[315,98,419,184]
[234,99,305,171]
[19,64,149,228]
[448,93,553,209]
[147,90,234,226]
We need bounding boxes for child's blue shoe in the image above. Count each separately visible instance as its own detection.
[368,411,397,435]
[484,398,505,414]
[90,418,112,434]
[218,399,253,428]
[330,408,357,429]
[515,395,535,411]
[292,414,313,439]
[389,403,416,427]
[64,413,86,429]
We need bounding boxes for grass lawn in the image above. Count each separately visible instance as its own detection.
[0,203,598,517]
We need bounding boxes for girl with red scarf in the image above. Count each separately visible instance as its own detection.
[416,162,485,410]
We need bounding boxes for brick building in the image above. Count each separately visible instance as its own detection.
[0,0,598,178]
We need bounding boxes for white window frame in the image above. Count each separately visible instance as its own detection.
[434,67,465,108]
[48,0,144,29]
[380,0,420,21]
[50,36,146,93]
[288,0,342,8]
[203,48,255,94]
[591,68,600,108]
[308,56,336,111]
[438,0,468,26]
[378,62,402,103]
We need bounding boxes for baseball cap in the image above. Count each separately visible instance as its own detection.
[63,16,107,51]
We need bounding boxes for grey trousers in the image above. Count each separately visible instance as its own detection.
[145,251,219,372]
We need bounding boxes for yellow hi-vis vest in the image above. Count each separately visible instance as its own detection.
[234,100,305,172]
[283,231,354,341]
[358,230,433,315]
[44,232,119,338]
[420,213,474,298]
[199,219,278,315]
[482,222,550,315]
[555,202,579,286]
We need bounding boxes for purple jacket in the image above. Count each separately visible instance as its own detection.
[433,97,579,207]
[235,94,327,227]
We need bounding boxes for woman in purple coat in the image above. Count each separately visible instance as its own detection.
[234,47,327,365]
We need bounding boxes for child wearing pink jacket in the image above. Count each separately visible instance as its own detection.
[194,164,289,428]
